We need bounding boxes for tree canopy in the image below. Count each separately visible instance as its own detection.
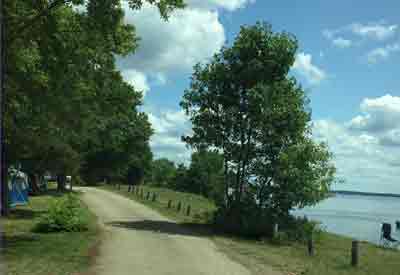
[4,0,183,193]
[181,22,336,229]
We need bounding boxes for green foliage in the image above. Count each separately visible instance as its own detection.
[172,163,189,190]
[4,190,99,275]
[149,150,224,200]
[6,0,161,188]
[213,200,274,238]
[151,158,176,187]
[185,150,224,198]
[275,216,324,244]
[181,22,336,236]
[34,194,89,233]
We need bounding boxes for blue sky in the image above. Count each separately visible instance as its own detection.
[118,0,400,193]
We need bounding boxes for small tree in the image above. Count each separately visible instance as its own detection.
[172,163,188,191]
[181,22,336,235]
[151,158,176,187]
[186,150,224,198]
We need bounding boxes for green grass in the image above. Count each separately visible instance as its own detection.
[101,184,400,275]
[101,184,216,223]
[2,189,99,275]
[214,233,400,275]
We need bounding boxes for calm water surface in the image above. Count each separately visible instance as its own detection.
[293,194,400,244]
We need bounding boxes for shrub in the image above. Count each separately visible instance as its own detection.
[278,215,324,244]
[34,194,89,233]
[213,194,323,242]
[213,195,275,238]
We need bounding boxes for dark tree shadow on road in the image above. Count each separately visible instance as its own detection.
[107,220,214,237]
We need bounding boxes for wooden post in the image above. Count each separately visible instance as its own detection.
[307,234,314,256]
[351,240,359,267]
[273,223,279,238]
[140,189,143,198]
[186,205,191,216]
[177,201,181,212]
[152,193,156,202]
[167,200,172,209]
[146,192,150,200]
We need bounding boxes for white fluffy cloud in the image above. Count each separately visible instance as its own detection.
[322,21,400,68]
[347,94,400,132]
[323,30,353,48]
[116,3,231,95]
[116,1,257,96]
[292,52,327,85]
[380,130,400,147]
[350,22,398,41]
[366,43,400,63]
[313,119,400,193]
[148,109,192,163]
[332,37,352,48]
[119,5,225,74]
[324,22,398,42]
[121,70,150,95]
[187,0,255,11]
[313,94,400,192]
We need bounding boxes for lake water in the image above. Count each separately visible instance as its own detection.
[292,194,400,245]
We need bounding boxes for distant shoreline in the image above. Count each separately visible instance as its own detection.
[331,190,400,198]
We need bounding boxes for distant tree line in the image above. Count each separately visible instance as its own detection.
[149,149,224,200]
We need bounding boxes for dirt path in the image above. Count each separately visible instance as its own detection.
[79,187,251,275]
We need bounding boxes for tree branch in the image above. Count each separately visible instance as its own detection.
[8,0,70,43]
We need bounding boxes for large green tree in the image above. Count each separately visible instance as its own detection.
[4,0,184,199]
[181,22,336,230]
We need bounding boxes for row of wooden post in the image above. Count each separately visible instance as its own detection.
[273,223,359,267]
[124,185,360,267]
[126,185,192,217]
[306,233,359,267]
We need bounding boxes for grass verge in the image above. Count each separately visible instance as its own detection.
[100,184,216,224]
[101,184,400,275]
[2,189,99,275]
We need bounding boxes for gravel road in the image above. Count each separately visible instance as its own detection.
[80,187,251,275]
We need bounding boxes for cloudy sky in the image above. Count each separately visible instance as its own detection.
[117,0,400,193]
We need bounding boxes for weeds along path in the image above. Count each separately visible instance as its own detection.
[79,187,251,275]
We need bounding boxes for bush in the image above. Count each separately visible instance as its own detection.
[213,194,323,242]
[213,195,275,238]
[277,215,323,244]
[34,194,89,233]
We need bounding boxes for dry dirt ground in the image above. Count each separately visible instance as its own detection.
[79,187,251,275]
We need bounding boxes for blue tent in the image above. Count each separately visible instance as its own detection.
[8,169,29,207]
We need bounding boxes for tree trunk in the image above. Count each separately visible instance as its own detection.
[223,155,229,207]
[28,173,40,195]
[0,0,9,217]
[1,163,8,216]
[57,174,66,192]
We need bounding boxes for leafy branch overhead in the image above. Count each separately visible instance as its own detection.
[8,0,186,43]
[5,0,185,189]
